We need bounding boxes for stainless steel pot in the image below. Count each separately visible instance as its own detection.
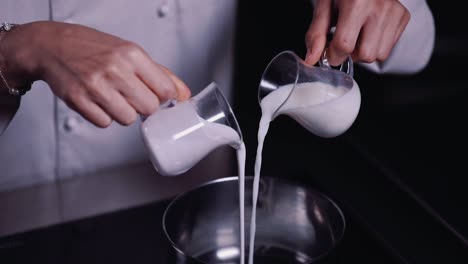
[163,176,345,264]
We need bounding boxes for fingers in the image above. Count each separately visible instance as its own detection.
[89,85,138,126]
[305,0,333,65]
[70,94,112,128]
[158,64,191,101]
[86,60,189,124]
[353,1,409,63]
[307,0,411,66]
[327,2,368,66]
[64,54,189,127]
[393,7,411,47]
[117,73,161,116]
[63,76,156,127]
[44,64,115,128]
[355,1,406,63]
[65,86,136,128]
[351,15,386,64]
[130,48,186,102]
[111,43,190,115]
[376,20,400,62]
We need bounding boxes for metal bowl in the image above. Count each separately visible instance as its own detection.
[163,176,345,264]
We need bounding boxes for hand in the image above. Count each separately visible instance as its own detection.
[305,0,411,66]
[0,21,191,128]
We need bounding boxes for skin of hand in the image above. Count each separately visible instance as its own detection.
[0,21,191,128]
[305,0,411,66]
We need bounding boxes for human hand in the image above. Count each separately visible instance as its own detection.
[0,21,191,128]
[305,0,411,66]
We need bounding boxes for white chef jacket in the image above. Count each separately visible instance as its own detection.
[0,0,238,191]
[0,0,435,192]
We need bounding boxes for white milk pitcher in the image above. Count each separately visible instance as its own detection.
[140,82,243,176]
[258,50,361,138]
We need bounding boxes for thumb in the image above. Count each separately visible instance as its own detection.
[305,0,333,66]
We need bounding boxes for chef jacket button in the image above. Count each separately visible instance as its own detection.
[64,116,79,132]
[157,3,170,17]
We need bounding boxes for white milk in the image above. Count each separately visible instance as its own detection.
[141,101,241,176]
[247,81,360,264]
[265,81,361,138]
[237,142,246,264]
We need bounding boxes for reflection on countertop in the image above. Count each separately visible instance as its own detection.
[0,146,235,238]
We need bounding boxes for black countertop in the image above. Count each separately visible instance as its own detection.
[0,193,403,264]
[2,140,468,264]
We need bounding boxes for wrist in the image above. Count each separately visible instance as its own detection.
[0,22,35,96]
[0,25,9,94]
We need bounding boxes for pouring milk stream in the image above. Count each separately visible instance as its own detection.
[140,50,360,264]
[250,50,360,264]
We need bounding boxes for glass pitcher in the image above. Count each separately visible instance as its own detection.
[140,82,243,176]
[258,50,361,138]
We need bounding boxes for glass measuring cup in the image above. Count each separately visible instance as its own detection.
[140,82,243,176]
[258,50,361,138]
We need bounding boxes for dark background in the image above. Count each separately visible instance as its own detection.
[233,0,468,262]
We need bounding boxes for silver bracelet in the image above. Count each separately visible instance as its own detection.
[0,22,32,96]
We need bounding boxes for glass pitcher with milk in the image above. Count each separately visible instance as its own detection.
[258,50,361,138]
[140,82,243,176]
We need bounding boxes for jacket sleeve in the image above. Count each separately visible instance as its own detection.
[357,0,436,74]
[0,94,20,135]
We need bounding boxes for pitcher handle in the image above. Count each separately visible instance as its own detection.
[140,99,177,122]
[318,26,354,77]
